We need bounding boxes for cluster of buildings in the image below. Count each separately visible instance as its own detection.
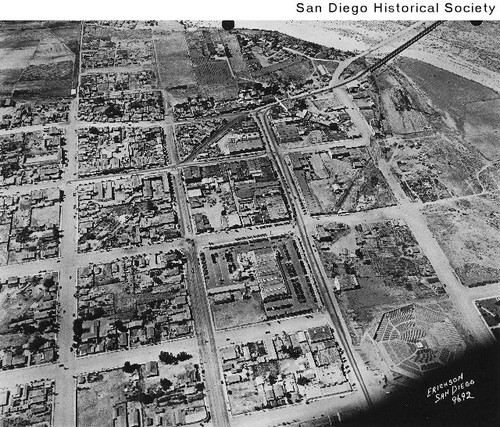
[0,272,59,370]
[141,361,208,427]
[175,115,264,161]
[221,325,351,414]
[318,220,445,295]
[172,86,275,120]
[0,99,70,130]
[289,148,371,215]
[183,156,290,234]
[77,173,180,252]
[77,360,208,427]
[202,236,320,326]
[79,70,158,98]
[78,126,167,177]
[0,188,61,265]
[78,90,165,123]
[81,25,154,69]
[0,381,54,426]
[270,104,356,147]
[74,251,193,356]
[0,127,65,186]
[240,30,352,63]
[174,117,224,160]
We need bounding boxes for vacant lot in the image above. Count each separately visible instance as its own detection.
[375,67,430,134]
[464,99,500,160]
[397,57,500,130]
[424,194,500,287]
[212,292,266,330]
[77,369,128,427]
[227,381,261,415]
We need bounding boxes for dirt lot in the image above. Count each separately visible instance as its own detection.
[374,67,431,135]
[227,381,261,415]
[212,292,266,330]
[464,98,500,161]
[77,369,128,427]
[423,193,500,287]
[385,132,493,202]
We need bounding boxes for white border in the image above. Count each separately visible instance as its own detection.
[1,0,499,20]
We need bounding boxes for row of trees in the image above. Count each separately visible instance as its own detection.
[159,351,192,365]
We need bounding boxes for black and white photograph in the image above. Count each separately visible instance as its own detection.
[0,3,499,426]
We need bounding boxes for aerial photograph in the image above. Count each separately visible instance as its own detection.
[0,17,499,427]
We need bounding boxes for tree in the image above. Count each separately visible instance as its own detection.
[146,200,157,212]
[52,225,60,240]
[159,351,178,365]
[282,345,302,359]
[115,319,128,333]
[136,392,154,404]
[160,378,173,390]
[176,351,192,362]
[38,319,52,332]
[16,226,31,243]
[43,276,56,289]
[297,376,311,386]
[28,335,47,352]
[123,361,140,373]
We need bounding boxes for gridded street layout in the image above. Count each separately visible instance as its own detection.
[0,19,499,427]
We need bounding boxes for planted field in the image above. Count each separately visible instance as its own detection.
[154,33,197,100]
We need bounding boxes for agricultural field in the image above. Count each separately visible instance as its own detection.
[423,193,500,288]
[77,356,208,427]
[154,31,198,102]
[289,148,396,215]
[192,58,238,101]
[200,235,320,330]
[0,21,80,99]
[315,220,447,344]
[0,272,59,369]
